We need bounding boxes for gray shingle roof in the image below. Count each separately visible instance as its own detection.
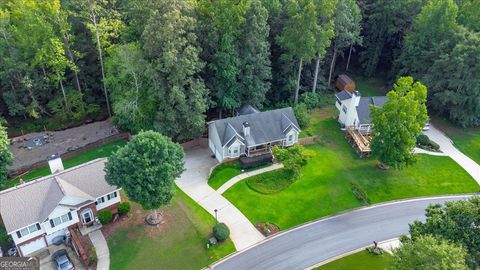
[356,96,388,124]
[0,158,118,233]
[237,104,260,115]
[335,90,352,101]
[213,107,300,147]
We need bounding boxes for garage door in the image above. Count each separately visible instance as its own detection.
[20,238,46,256]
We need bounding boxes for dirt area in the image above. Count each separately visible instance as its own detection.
[8,119,119,172]
[255,222,280,237]
[102,204,173,240]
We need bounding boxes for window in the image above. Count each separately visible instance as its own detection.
[50,213,72,228]
[96,197,105,205]
[342,105,347,113]
[288,135,293,141]
[16,223,40,238]
[107,191,118,201]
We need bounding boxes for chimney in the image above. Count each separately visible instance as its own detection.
[243,122,250,137]
[47,154,64,174]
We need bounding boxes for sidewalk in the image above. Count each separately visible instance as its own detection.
[176,146,265,251]
[217,163,284,194]
[88,230,110,270]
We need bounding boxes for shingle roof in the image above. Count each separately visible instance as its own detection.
[237,104,260,115]
[356,96,388,124]
[335,90,352,101]
[213,107,300,147]
[0,158,118,233]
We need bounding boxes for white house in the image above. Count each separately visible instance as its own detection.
[335,90,388,133]
[208,105,301,162]
[0,155,121,256]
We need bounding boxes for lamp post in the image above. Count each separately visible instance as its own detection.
[214,209,218,224]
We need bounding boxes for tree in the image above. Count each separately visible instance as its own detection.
[104,131,185,221]
[370,77,428,169]
[238,0,272,108]
[311,0,337,93]
[0,123,12,185]
[425,29,480,127]
[105,43,154,133]
[142,0,208,141]
[327,0,362,87]
[272,144,312,179]
[408,196,480,269]
[198,0,248,116]
[360,0,425,77]
[277,0,319,103]
[393,235,468,270]
[457,0,480,32]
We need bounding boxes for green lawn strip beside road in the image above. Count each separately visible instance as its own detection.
[432,116,480,165]
[224,108,479,230]
[208,161,272,190]
[108,188,235,270]
[315,250,393,270]
[4,140,127,190]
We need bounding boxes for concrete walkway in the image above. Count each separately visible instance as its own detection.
[176,146,265,251]
[423,125,480,184]
[217,163,284,194]
[88,230,110,270]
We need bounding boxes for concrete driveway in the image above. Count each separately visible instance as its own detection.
[210,195,471,270]
[38,244,86,270]
[176,146,265,251]
[423,125,480,184]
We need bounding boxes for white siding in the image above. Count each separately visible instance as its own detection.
[43,206,79,235]
[96,190,121,211]
[11,224,45,246]
[208,123,223,162]
[285,129,299,146]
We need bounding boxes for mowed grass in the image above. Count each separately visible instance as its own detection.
[316,250,393,270]
[432,116,480,164]
[349,74,388,96]
[108,188,235,270]
[224,107,479,229]
[208,161,271,190]
[4,140,126,189]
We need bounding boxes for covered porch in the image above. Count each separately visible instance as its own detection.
[246,141,282,157]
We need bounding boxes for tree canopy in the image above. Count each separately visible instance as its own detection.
[370,76,428,169]
[104,131,185,210]
[0,123,12,184]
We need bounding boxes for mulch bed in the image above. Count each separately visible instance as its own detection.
[255,222,280,237]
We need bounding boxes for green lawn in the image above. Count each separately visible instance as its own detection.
[316,250,393,270]
[432,116,480,165]
[224,107,479,230]
[349,74,388,96]
[108,188,235,270]
[4,140,126,189]
[208,161,271,190]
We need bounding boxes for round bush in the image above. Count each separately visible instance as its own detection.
[117,202,131,215]
[97,210,113,224]
[429,140,440,151]
[213,223,230,242]
[416,134,430,146]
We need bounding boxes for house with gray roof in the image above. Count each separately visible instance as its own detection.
[0,155,121,256]
[335,90,388,133]
[208,106,300,162]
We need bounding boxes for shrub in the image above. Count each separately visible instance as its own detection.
[213,223,230,242]
[272,145,311,179]
[97,210,113,224]
[117,202,131,215]
[429,140,440,151]
[293,103,310,128]
[366,246,384,255]
[416,134,430,146]
[299,92,320,110]
[350,181,371,205]
[0,225,12,251]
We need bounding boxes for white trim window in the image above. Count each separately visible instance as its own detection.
[96,197,105,205]
[106,191,118,201]
[49,213,72,228]
[16,223,41,238]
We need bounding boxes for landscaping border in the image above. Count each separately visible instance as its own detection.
[8,132,131,179]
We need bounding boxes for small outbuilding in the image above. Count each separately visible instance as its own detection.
[335,74,356,93]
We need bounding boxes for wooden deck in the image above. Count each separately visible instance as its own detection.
[346,126,372,157]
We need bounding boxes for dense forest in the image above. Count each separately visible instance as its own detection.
[0,0,478,142]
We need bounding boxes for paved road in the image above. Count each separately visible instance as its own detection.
[423,125,480,184]
[210,195,471,270]
[176,146,265,250]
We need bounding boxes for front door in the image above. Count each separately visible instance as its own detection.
[81,209,93,224]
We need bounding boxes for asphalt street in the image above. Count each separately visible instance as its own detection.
[210,195,471,270]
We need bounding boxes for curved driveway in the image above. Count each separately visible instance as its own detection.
[210,195,472,270]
